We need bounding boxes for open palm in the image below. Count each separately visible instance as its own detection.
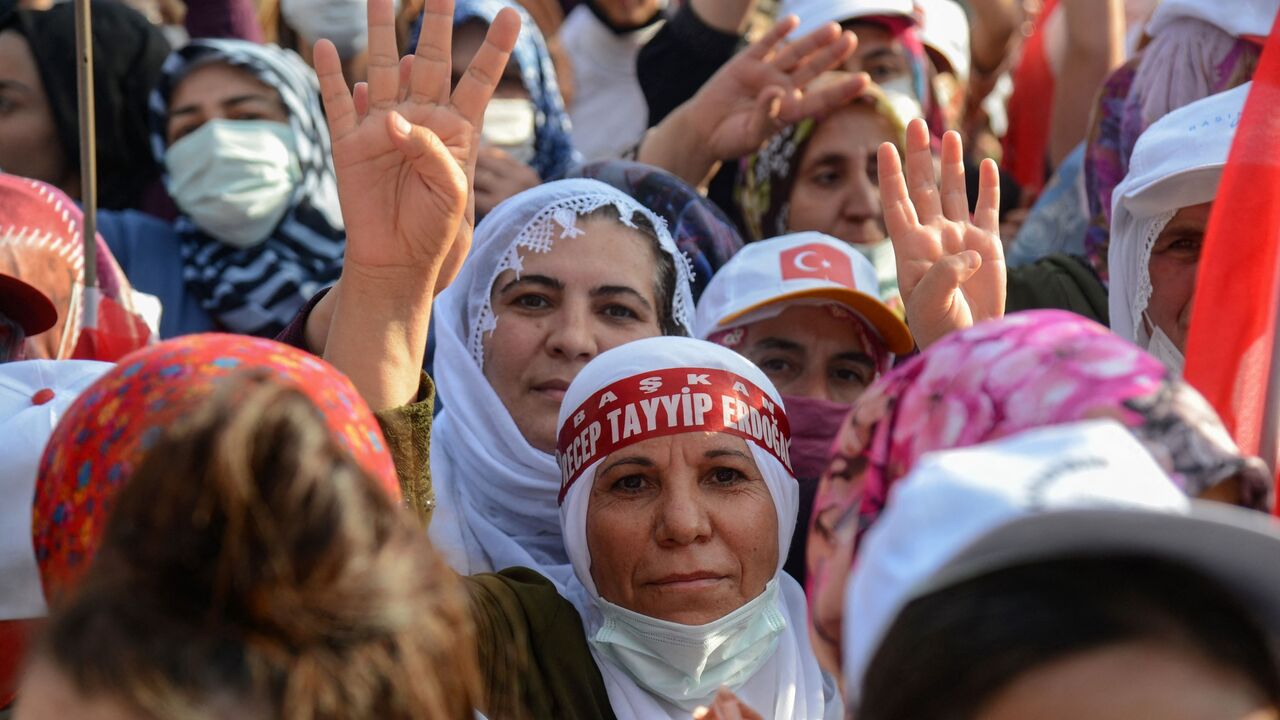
[315,0,519,287]
[691,16,865,162]
[878,119,1005,349]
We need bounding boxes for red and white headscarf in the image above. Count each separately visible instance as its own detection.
[555,336,839,719]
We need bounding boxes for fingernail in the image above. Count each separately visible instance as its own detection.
[693,707,709,719]
[392,111,410,135]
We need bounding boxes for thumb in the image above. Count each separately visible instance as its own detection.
[386,111,467,208]
[908,251,981,349]
[745,86,787,142]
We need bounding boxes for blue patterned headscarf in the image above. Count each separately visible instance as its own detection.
[148,40,344,338]
[411,0,577,180]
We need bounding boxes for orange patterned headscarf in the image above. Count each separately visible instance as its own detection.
[32,334,398,604]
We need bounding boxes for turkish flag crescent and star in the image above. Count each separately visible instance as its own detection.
[779,243,855,287]
[1183,15,1280,500]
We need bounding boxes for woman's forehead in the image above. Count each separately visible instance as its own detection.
[492,222,660,292]
[170,60,281,111]
[597,432,755,467]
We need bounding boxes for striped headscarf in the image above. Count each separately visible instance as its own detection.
[148,40,345,337]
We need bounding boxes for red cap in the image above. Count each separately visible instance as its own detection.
[0,273,57,337]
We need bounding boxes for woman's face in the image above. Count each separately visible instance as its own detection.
[977,641,1278,720]
[452,21,529,100]
[483,219,664,452]
[586,432,779,625]
[592,0,664,28]
[0,31,75,196]
[737,304,876,405]
[1146,203,1210,353]
[166,62,289,145]
[842,22,912,88]
[786,104,896,247]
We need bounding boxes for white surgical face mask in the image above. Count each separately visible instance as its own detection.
[281,0,397,59]
[589,579,787,711]
[165,119,301,249]
[854,238,900,302]
[1143,312,1186,376]
[482,97,538,166]
[879,75,924,123]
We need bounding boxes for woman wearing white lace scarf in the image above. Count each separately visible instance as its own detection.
[1109,83,1248,375]
[557,335,839,719]
[429,178,695,583]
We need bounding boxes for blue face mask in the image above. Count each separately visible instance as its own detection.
[165,119,301,248]
[589,579,787,711]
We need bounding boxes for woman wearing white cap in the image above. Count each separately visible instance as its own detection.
[845,420,1280,719]
[695,231,912,583]
[1108,83,1249,375]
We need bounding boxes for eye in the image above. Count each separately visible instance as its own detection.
[513,293,551,310]
[756,356,798,379]
[602,303,639,320]
[611,474,650,495]
[868,64,900,84]
[708,467,748,487]
[0,95,17,114]
[831,365,873,387]
[169,121,201,143]
[810,168,842,188]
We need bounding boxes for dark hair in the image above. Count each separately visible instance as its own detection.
[0,312,25,363]
[37,372,480,719]
[859,555,1280,720]
[583,204,686,337]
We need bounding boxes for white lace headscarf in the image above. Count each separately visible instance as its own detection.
[1108,83,1249,351]
[429,179,695,584]
[555,336,839,719]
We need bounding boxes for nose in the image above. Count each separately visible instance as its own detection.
[793,368,833,402]
[545,301,599,361]
[841,171,879,223]
[654,477,712,547]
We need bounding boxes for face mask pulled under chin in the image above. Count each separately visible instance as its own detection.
[482,98,538,166]
[165,119,301,249]
[589,579,787,711]
[1143,312,1186,376]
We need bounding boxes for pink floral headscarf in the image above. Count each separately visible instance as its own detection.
[805,310,1272,669]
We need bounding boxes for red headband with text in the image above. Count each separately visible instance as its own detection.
[556,367,793,504]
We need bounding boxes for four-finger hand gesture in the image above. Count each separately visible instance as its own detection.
[316,0,519,290]
[879,119,1005,350]
[689,16,865,162]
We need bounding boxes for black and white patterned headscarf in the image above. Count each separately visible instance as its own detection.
[149,40,344,337]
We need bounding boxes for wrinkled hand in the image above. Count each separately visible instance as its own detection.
[878,119,1004,349]
[686,15,865,162]
[475,145,542,218]
[692,688,765,720]
[315,0,519,291]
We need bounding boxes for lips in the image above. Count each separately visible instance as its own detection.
[532,379,570,402]
[647,571,728,590]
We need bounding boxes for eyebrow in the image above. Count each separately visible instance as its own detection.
[753,337,805,354]
[592,285,653,311]
[834,351,877,368]
[169,93,280,119]
[705,448,752,461]
[498,274,563,295]
[599,455,654,475]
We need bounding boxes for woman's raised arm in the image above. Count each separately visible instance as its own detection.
[314,0,519,410]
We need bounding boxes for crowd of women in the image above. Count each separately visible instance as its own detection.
[1,0,1279,717]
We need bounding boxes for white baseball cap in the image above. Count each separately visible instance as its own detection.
[694,232,913,354]
[779,0,916,37]
[915,0,971,83]
[0,359,112,621]
[843,419,1280,707]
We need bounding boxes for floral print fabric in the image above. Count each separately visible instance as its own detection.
[32,334,398,604]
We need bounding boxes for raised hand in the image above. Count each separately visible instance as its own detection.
[314,0,518,411]
[688,16,864,161]
[878,119,1005,350]
[635,16,865,187]
[315,0,519,290]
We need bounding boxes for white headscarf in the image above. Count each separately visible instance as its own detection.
[555,336,839,720]
[1108,83,1248,353]
[429,179,695,583]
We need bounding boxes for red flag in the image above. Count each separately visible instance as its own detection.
[1184,16,1280,496]
[779,243,857,287]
